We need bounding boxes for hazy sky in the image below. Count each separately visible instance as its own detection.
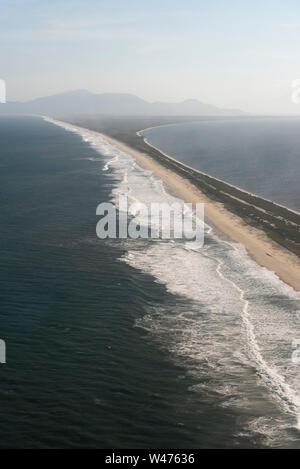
[2,0,300,112]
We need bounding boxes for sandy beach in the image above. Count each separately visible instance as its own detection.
[56,120,300,291]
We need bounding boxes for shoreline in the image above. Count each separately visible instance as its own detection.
[138,128,300,217]
[47,117,300,291]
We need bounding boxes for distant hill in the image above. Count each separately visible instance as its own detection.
[0,89,248,116]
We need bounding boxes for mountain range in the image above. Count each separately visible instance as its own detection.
[0,89,247,116]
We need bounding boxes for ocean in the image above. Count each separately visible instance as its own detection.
[0,115,299,449]
[141,117,300,212]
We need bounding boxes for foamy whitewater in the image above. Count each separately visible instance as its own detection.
[44,117,300,446]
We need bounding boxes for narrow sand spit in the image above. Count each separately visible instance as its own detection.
[51,119,300,292]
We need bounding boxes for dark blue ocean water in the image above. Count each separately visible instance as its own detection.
[142,117,300,212]
[0,116,299,449]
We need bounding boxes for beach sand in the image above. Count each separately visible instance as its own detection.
[59,121,300,292]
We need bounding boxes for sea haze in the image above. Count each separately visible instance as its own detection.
[142,117,300,212]
[0,116,300,449]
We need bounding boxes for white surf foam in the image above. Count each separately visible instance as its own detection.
[44,116,300,440]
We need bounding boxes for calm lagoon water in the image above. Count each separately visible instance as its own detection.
[142,117,300,212]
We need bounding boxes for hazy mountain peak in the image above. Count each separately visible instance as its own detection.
[0,90,247,116]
